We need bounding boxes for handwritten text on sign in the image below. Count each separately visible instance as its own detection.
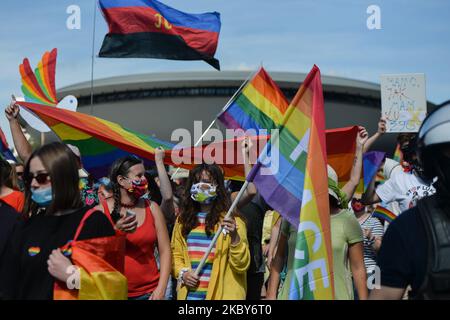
[380,74,427,133]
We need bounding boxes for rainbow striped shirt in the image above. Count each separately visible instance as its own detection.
[186,212,216,300]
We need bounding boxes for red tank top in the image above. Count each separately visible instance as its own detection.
[101,200,160,297]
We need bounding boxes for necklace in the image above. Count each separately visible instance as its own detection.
[120,201,138,209]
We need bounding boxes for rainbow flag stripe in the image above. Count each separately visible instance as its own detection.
[218,67,289,132]
[249,65,334,299]
[393,143,402,163]
[20,48,58,106]
[373,205,397,223]
[187,212,215,300]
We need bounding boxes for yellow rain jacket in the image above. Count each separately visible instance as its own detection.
[171,215,250,300]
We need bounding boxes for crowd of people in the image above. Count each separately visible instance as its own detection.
[0,99,449,300]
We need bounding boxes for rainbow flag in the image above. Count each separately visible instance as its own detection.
[217,68,360,192]
[363,151,386,191]
[248,65,334,299]
[17,101,268,180]
[393,143,402,163]
[373,205,397,223]
[20,48,58,106]
[218,67,289,131]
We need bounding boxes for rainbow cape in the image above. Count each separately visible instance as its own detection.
[248,65,334,299]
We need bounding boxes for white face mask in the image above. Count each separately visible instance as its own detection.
[190,182,217,204]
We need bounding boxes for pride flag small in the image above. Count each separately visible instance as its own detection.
[373,205,397,223]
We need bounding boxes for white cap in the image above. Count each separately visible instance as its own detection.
[66,144,81,159]
[418,104,450,147]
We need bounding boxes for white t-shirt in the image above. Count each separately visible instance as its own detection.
[376,169,436,213]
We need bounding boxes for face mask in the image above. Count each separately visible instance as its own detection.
[31,186,53,207]
[126,176,148,199]
[190,182,217,204]
[351,199,364,213]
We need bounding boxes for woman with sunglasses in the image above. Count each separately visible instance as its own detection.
[0,142,116,300]
[94,155,171,300]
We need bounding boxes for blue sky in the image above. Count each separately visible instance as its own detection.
[1,0,449,145]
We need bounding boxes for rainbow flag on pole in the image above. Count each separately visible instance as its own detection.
[248,65,334,299]
[218,67,289,131]
[373,205,397,223]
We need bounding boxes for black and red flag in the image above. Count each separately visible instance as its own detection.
[98,0,221,70]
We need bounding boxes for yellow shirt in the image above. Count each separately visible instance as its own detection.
[171,215,250,300]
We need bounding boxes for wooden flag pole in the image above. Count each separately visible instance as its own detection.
[194,180,250,276]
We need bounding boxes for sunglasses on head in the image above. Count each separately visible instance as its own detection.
[25,172,50,185]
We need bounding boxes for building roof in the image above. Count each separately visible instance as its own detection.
[58,70,382,100]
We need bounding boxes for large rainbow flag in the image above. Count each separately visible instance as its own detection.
[17,101,267,180]
[248,65,334,299]
[218,67,289,131]
[217,68,360,191]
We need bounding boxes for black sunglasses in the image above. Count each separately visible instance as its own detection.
[25,172,50,185]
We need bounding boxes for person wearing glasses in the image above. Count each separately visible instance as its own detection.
[5,101,99,206]
[0,142,116,300]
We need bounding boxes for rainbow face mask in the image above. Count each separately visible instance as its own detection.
[190,182,217,204]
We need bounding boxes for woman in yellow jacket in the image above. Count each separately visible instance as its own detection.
[171,163,251,300]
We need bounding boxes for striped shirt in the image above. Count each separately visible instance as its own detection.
[186,212,216,300]
[359,215,384,274]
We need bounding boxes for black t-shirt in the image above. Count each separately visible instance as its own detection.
[0,207,115,300]
[377,206,427,296]
[0,202,20,262]
[239,194,270,274]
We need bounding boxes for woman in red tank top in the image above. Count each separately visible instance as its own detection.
[94,156,171,300]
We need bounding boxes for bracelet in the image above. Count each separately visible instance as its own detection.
[178,268,189,285]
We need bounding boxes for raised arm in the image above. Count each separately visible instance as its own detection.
[235,136,257,208]
[341,126,369,200]
[154,147,175,225]
[4,101,32,162]
[363,117,386,153]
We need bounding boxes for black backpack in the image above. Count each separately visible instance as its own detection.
[414,195,450,299]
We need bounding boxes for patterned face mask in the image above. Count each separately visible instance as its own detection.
[190,182,217,204]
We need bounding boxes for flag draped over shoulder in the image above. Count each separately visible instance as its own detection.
[248,65,334,299]
[98,0,221,70]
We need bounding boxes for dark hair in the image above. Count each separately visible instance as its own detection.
[109,156,143,222]
[179,164,231,238]
[23,142,82,217]
[0,159,13,189]
[144,168,162,205]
